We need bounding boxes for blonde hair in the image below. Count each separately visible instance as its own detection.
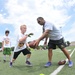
[20,24,26,30]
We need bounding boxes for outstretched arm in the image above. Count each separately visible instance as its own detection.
[44,35,48,45]
[19,35,28,43]
[39,30,49,41]
[35,30,50,47]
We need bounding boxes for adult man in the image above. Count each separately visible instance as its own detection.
[35,17,73,67]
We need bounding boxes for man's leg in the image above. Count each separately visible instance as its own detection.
[62,48,70,61]
[62,48,73,67]
[44,49,52,67]
[48,49,53,62]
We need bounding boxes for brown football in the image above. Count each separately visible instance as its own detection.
[28,40,36,48]
[58,60,66,65]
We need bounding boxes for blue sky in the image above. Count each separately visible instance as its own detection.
[0,0,75,46]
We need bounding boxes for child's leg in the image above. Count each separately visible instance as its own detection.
[22,48,32,66]
[3,48,7,62]
[10,58,16,63]
[9,54,11,61]
[8,48,12,61]
[26,54,31,61]
[3,54,6,62]
[10,51,21,67]
[22,48,31,61]
[10,58,16,67]
[25,54,32,66]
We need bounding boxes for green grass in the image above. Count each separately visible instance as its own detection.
[0,46,75,75]
[58,46,75,75]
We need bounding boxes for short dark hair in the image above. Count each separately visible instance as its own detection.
[5,30,10,34]
[37,17,44,20]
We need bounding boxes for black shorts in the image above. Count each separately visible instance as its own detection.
[13,48,31,59]
[48,38,66,50]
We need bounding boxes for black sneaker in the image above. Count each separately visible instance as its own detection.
[10,62,12,67]
[3,60,6,63]
[26,61,32,66]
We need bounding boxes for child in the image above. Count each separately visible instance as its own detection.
[2,30,11,62]
[10,25,32,67]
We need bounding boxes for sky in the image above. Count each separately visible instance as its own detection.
[0,0,75,46]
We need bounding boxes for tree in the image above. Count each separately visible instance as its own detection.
[0,42,2,48]
[66,41,70,46]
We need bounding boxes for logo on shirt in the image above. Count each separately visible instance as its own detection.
[4,38,10,45]
[18,43,24,47]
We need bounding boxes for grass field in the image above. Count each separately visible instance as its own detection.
[0,46,75,75]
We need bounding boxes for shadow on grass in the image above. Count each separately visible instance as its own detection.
[12,62,52,73]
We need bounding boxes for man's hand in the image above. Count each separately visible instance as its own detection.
[34,39,40,47]
[44,41,47,46]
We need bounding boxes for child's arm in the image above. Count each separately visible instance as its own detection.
[2,41,4,51]
[26,43,30,48]
[19,35,28,43]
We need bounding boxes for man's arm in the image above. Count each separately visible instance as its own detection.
[38,29,50,41]
[44,35,49,45]
[34,30,50,47]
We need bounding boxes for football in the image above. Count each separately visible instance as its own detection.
[28,40,36,49]
[58,60,66,65]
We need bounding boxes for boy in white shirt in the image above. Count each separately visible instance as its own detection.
[2,30,11,62]
[10,25,32,67]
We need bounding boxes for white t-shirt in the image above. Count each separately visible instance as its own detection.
[44,22,63,40]
[14,33,27,52]
[2,36,11,48]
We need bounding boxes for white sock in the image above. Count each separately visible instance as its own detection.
[4,55,6,60]
[26,58,30,61]
[9,55,11,62]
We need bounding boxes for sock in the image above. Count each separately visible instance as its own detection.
[9,55,11,62]
[3,55,6,60]
[26,58,30,61]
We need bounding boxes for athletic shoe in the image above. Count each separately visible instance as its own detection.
[10,62,12,67]
[26,61,32,67]
[44,62,52,67]
[68,61,73,67]
[3,60,6,63]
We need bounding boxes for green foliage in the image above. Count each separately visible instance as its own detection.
[0,42,2,48]
[11,47,14,51]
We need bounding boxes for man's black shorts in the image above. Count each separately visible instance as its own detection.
[13,48,31,59]
[48,38,66,50]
